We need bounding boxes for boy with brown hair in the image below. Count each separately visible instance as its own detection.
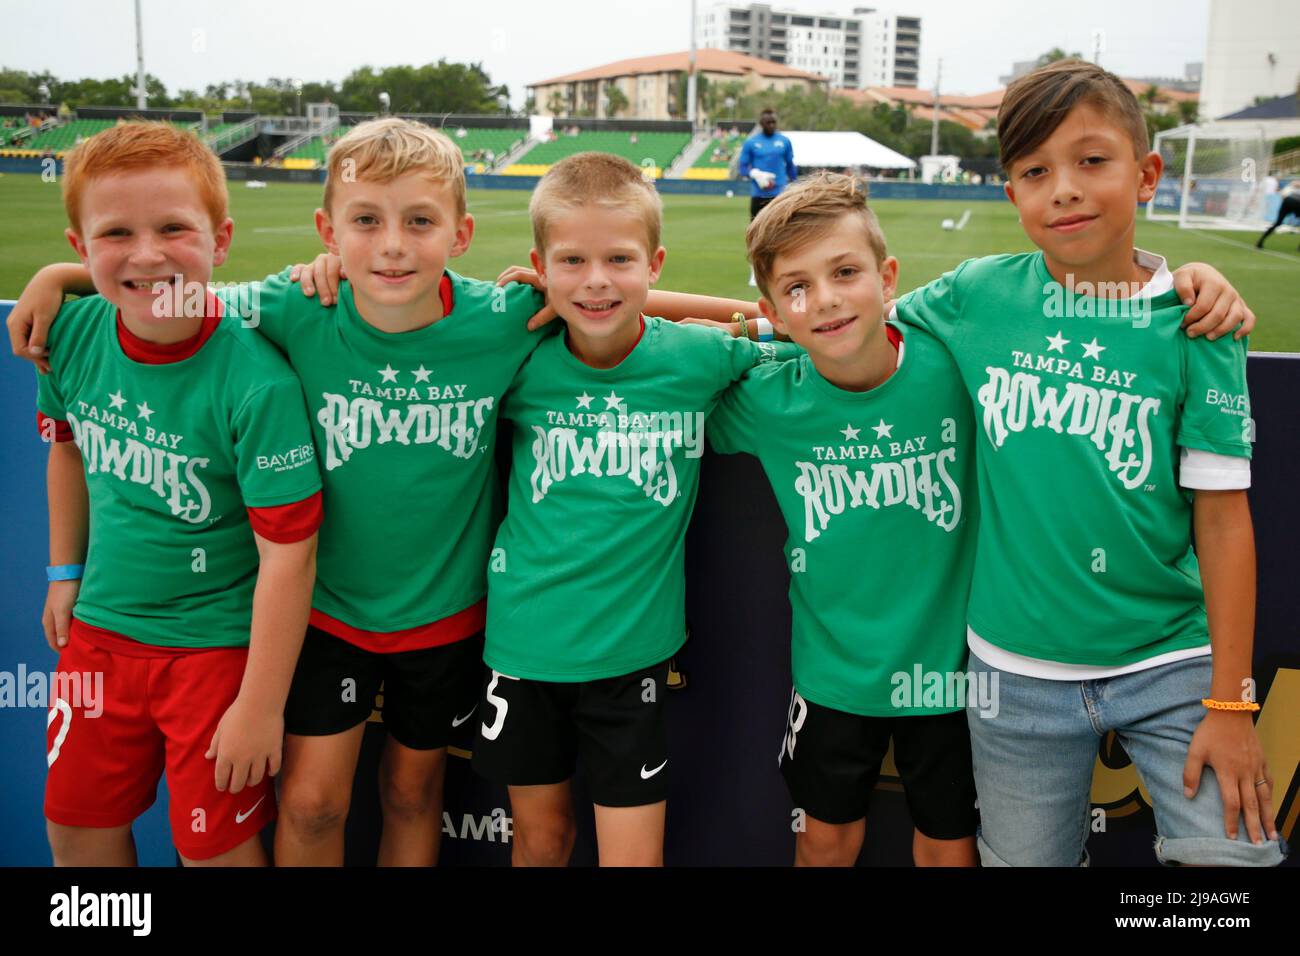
[894,59,1286,866]
[34,122,322,866]
[708,172,980,866]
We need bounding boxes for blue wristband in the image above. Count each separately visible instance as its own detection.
[46,564,84,582]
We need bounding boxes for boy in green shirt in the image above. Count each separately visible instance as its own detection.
[893,59,1285,866]
[18,119,549,866]
[471,152,798,866]
[13,121,767,869]
[707,173,980,866]
[33,122,321,866]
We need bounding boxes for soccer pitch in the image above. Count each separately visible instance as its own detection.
[2,173,1297,352]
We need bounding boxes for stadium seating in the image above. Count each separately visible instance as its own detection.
[282,127,527,170]
[684,130,746,181]
[21,119,115,154]
[505,130,692,177]
[0,118,205,158]
[286,136,334,163]
[0,124,34,147]
[692,131,745,169]
[204,122,244,140]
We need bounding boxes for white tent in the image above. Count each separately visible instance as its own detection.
[783,130,915,170]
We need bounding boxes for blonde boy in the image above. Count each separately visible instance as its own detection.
[471,152,798,866]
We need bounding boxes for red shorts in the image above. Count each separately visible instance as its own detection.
[44,623,277,861]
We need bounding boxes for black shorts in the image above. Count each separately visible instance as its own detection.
[471,659,670,807]
[750,195,776,220]
[284,624,484,750]
[778,689,979,839]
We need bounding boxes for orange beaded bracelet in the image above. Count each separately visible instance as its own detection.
[1202,698,1261,712]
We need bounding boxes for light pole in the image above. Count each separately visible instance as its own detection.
[379,91,391,116]
[687,0,697,128]
[294,79,303,118]
[930,58,942,158]
[133,0,147,110]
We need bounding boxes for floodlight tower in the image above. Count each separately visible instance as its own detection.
[687,0,698,128]
[133,0,148,109]
[930,58,942,157]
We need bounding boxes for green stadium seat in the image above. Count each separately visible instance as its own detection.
[512,130,692,169]
[693,132,746,169]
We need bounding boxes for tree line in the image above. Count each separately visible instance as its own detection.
[0,62,508,116]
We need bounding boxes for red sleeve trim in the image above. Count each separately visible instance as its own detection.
[246,490,323,543]
[439,273,454,316]
[37,411,74,443]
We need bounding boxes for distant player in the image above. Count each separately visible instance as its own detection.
[738,108,798,221]
[1256,179,1300,250]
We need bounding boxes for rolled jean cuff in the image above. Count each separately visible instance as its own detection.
[977,829,1090,868]
[1154,834,1288,867]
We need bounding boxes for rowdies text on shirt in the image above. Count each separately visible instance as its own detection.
[316,376,494,471]
[529,405,706,507]
[66,398,212,523]
[795,420,963,542]
[977,344,1161,491]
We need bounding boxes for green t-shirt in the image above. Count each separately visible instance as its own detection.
[895,252,1252,666]
[485,318,797,681]
[708,324,977,715]
[218,269,548,631]
[36,296,322,649]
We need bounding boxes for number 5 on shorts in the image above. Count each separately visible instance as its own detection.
[481,670,519,741]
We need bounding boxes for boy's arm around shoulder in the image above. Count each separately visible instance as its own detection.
[706,365,769,458]
[218,266,309,350]
[712,322,801,385]
[890,256,984,346]
[1171,262,1255,341]
[7,262,96,374]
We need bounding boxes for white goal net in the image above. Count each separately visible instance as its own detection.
[1148,123,1277,231]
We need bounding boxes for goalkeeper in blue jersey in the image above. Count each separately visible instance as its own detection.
[738,108,797,220]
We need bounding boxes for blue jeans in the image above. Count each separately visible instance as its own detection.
[965,650,1288,866]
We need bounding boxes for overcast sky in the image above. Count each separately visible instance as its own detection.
[1,0,1211,107]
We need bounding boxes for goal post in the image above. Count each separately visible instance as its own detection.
[1148,122,1276,231]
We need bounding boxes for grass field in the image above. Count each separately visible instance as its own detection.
[2,172,1297,351]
